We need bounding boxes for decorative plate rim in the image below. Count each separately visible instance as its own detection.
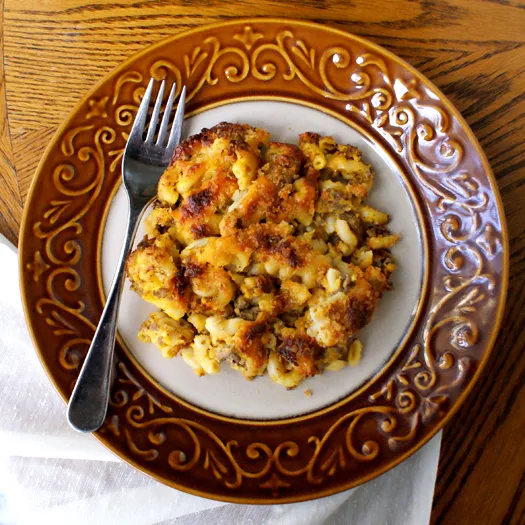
[19,18,509,504]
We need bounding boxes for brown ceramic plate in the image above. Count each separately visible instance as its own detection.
[19,19,508,503]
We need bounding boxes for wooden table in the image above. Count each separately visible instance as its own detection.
[1,1,524,522]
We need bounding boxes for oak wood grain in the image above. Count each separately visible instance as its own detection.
[0,0,21,245]
[1,1,524,522]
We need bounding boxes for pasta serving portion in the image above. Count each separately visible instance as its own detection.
[126,122,398,389]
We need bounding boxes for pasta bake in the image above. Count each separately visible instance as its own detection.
[126,123,398,388]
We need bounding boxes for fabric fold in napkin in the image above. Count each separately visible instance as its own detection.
[0,234,441,525]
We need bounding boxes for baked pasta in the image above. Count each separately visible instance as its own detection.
[127,123,398,389]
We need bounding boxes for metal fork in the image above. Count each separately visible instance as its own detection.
[67,78,186,433]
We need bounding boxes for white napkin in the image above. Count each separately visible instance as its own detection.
[0,234,441,525]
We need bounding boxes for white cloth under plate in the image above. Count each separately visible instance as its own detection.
[0,235,441,525]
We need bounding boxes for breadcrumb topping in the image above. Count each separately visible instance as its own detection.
[127,123,398,388]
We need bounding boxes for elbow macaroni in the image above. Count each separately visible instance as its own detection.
[127,124,399,389]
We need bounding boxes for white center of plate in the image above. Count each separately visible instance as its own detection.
[102,101,424,420]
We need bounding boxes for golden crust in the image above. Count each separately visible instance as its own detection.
[127,123,399,387]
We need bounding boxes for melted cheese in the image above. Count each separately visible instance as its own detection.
[126,123,399,388]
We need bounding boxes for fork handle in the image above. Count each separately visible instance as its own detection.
[67,198,145,432]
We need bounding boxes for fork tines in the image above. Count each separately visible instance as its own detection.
[129,78,186,149]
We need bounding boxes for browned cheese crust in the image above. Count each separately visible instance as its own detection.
[126,123,399,388]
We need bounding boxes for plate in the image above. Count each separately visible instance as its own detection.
[19,19,508,503]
